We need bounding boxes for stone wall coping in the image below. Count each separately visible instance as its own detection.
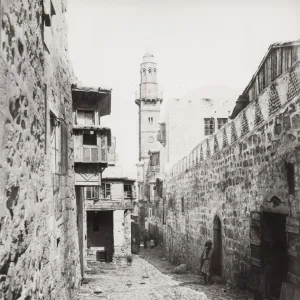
[170,61,300,177]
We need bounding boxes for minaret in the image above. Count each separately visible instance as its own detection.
[135,52,163,161]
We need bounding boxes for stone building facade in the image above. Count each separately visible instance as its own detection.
[0,0,81,299]
[161,41,300,299]
[78,174,136,264]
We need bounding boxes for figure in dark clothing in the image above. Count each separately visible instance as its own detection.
[200,240,213,285]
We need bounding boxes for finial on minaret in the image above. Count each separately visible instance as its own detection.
[144,46,154,57]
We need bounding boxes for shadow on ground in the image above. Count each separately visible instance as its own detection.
[139,246,253,300]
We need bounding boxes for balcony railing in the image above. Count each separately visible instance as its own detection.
[135,89,163,100]
[85,199,134,210]
[83,145,99,162]
[75,145,108,163]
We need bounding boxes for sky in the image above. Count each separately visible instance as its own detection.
[66,0,300,178]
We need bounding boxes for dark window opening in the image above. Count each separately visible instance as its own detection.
[83,132,97,145]
[124,184,132,198]
[181,197,184,213]
[204,118,215,135]
[286,162,295,194]
[150,153,160,166]
[101,183,111,199]
[93,216,99,231]
[262,212,287,299]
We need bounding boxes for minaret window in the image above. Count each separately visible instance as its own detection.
[148,68,152,74]
[148,117,153,124]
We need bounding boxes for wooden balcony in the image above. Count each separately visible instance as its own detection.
[85,199,134,211]
[74,145,108,164]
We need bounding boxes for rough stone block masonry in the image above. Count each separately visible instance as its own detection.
[163,61,300,291]
[0,0,81,299]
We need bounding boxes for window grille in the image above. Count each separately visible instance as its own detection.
[204,118,215,135]
[158,123,166,145]
[101,134,107,162]
[217,118,228,130]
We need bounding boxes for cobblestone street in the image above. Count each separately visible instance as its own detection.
[76,247,253,300]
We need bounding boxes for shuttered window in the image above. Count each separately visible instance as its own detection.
[86,186,99,200]
[101,183,111,199]
[77,110,94,125]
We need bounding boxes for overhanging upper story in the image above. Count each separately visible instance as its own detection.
[72,85,114,185]
[72,85,111,122]
[84,177,137,210]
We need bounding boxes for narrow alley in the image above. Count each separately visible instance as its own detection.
[76,247,252,300]
[1,1,300,300]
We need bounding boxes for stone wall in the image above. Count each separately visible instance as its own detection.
[163,61,300,288]
[0,0,81,299]
[113,210,132,260]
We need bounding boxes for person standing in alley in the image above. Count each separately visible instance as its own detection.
[200,240,213,285]
[144,230,148,249]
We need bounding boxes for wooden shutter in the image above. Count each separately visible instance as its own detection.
[86,187,92,199]
[250,211,262,271]
[61,120,68,174]
[85,111,94,125]
[271,51,277,81]
[77,111,85,125]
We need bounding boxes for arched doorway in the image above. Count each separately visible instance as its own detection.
[212,215,222,276]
